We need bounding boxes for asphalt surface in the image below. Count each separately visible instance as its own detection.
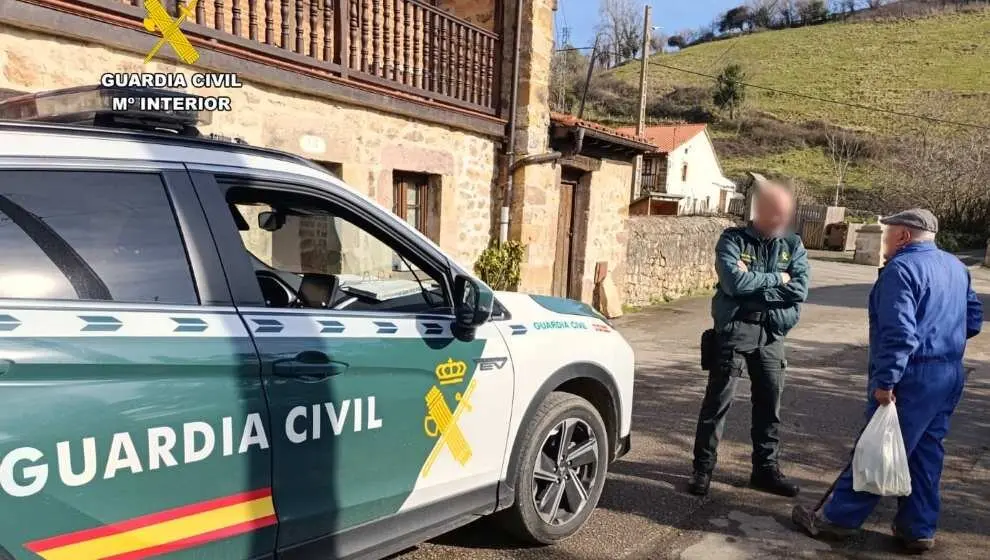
[396,259,990,560]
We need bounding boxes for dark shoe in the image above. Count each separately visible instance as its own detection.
[688,471,711,496]
[792,504,858,540]
[750,466,800,497]
[892,525,935,554]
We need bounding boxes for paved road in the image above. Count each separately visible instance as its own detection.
[398,260,990,560]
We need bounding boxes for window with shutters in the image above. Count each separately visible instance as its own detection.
[392,172,436,239]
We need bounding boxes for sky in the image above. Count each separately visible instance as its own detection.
[555,0,742,49]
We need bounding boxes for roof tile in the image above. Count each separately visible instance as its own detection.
[549,112,655,146]
[614,123,708,153]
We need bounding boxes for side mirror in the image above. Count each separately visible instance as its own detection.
[258,210,286,232]
[452,275,493,339]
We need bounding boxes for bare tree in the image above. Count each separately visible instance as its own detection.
[649,29,666,55]
[748,0,782,28]
[597,0,642,66]
[866,0,884,8]
[824,127,864,206]
[875,128,990,235]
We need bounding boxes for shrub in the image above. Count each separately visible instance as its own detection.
[473,241,525,291]
[646,86,716,123]
[936,231,985,254]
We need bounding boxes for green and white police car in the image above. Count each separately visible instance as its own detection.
[0,86,634,560]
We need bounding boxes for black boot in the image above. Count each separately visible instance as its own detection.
[688,471,711,496]
[750,466,800,497]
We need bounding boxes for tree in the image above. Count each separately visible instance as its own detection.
[712,63,747,119]
[824,127,864,206]
[876,128,990,237]
[781,0,797,25]
[649,29,666,55]
[597,0,642,66]
[667,35,686,49]
[796,0,829,23]
[748,0,781,28]
[549,26,591,113]
[720,6,752,33]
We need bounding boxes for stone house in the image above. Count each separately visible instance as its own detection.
[544,113,654,302]
[2,0,640,304]
[620,124,739,216]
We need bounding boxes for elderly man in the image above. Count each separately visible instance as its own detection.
[793,209,983,553]
[688,177,809,497]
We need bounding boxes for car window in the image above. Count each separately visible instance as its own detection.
[228,189,449,315]
[0,170,198,304]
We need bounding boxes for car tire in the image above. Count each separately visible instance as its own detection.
[500,391,609,544]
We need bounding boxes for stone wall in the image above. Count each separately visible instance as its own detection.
[438,0,498,31]
[625,216,735,307]
[578,159,633,305]
[0,22,497,269]
[506,0,559,294]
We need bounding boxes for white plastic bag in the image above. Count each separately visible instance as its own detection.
[852,404,912,496]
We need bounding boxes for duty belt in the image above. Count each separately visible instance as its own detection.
[734,310,765,324]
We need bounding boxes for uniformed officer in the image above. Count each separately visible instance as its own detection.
[792,208,983,553]
[688,177,809,497]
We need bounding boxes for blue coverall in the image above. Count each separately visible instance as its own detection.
[822,241,983,539]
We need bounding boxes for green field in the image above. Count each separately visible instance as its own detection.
[719,147,876,187]
[611,10,990,134]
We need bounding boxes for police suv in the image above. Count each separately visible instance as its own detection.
[0,86,634,560]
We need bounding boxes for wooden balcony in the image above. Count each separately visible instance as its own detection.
[54,0,502,116]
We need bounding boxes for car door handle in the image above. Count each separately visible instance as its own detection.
[273,351,349,380]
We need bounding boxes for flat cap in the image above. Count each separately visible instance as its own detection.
[879,208,939,233]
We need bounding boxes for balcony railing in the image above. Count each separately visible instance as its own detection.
[102,0,501,115]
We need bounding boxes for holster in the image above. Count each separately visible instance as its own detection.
[700,328,719,371]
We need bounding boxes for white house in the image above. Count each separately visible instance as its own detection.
[617,124,740,216]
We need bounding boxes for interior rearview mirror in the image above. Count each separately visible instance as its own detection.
[452,274,493,340]
[258,210,286,232]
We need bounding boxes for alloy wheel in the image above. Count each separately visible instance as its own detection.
[531,417,600,526]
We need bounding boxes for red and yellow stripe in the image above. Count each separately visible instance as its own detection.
[25,488,276,560]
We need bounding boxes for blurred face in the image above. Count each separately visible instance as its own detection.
[882,225,913,260]
[752,184,795,238]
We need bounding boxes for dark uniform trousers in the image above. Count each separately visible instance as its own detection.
[692,317,786,474]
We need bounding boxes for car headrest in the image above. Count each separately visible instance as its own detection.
[297,273,338,309]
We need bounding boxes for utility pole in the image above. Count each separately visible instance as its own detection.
[577,36,599,120]
[632,4,652,201]
[637,5,651,138]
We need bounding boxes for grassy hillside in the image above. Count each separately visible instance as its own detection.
[610,10,990,134]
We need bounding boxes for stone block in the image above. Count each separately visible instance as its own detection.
[854,224,883,266]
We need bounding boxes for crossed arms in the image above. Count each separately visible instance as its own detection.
[714,234,810,305]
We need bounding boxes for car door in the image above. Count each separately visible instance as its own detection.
[190,170,514,558]
[0,165,274,560]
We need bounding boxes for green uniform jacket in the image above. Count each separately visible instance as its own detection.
[711,225,810,337]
